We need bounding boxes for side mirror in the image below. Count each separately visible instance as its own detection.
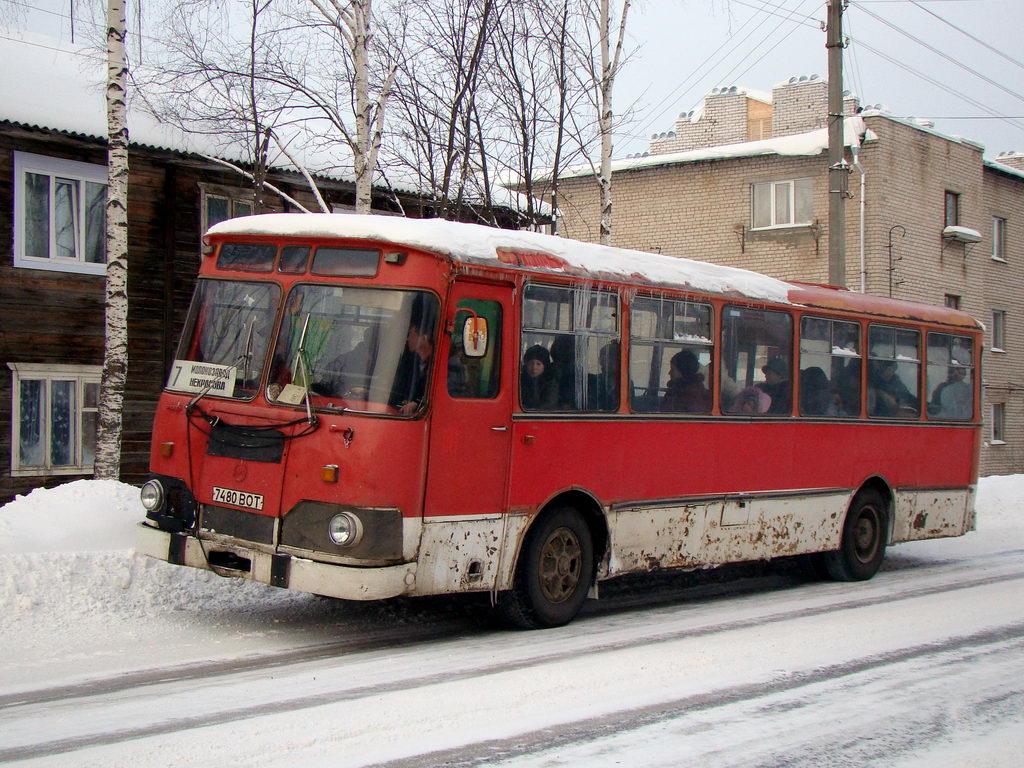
[462,315,488,358]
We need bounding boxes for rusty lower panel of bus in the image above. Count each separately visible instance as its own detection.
[135,483,977,600]
[606,490,850,575]
[891,486,976,543]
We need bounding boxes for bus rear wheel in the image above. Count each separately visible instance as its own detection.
[498,506,594,629]
[825,489,887,581]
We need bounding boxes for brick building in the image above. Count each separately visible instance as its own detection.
[552,76,1024,475]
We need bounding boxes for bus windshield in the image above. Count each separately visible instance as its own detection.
[170,279,280,399]
[266,284,439,416]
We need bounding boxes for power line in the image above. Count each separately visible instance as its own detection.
[635,6,777,132]
[844,12,869,101]
[850,35,1024,133]
[850,1,1024,106]
[907,0,1024,72]
[714,0,821,96]
[0,32,102,61]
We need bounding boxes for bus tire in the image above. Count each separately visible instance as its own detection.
[497,506,594,629]
[825,489,887,581]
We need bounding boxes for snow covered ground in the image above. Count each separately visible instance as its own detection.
[1,476,1023,766]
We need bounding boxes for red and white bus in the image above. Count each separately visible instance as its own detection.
[137,214,982,628]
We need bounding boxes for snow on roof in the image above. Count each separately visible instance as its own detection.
[208,213,795,303]
[557,116,872,179]
[862,109,986,152]
[1,33,547,214]
[0,33,205,157]
[986,159,1024,182]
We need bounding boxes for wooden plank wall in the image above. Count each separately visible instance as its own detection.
[0,129,440,505]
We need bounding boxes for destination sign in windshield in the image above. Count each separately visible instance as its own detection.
[167,359,237,397]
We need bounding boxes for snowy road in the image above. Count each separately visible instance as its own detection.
[3,477,1024,766]
[3,537,1024,766]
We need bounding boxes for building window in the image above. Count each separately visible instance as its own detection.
[993,216,1007,261]
[992,310,1007,352]
[944,294,961,310]
[13,151,107,275]
[201,187,254,233]
[751,178,813,229]
[992,402,1006,444]
[944,191,960,228]
[7,363,101,476]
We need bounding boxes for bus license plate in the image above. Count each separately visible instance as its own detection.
[212,486,265,511]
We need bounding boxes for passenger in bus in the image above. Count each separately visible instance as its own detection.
[868,359,918,417]
[587,341,620,411]
[758,357,792,414]
[389,302,437,415]
[799,366,833,416]
[736,386,771,414]
[549,335,577,409]
[520,345,559,410]
[929,366,972,420]
[319,325,380,399]
[832,359,861,416]
[661,350,711,413]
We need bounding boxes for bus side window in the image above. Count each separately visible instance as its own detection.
[629,296,713,414]
[799,317,861,417]
[926,332,974,421]
[867,325,921,419]
[521,284,619,412]
[720,305,793,415]
[448,299,502,399]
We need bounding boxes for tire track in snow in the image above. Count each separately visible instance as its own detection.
[2,561,1024,762]
[3,546,1021,712]
[364,625,1024,768]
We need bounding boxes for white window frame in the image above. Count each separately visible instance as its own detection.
[992,216,1007,262]
[992,310,1007,352]
[13,152,108,276]
[751,178,813,230]
[991,402,1006,445]
[200,185,255,234]
[7,363,101,476]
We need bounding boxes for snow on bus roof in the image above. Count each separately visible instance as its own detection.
[208,213,794,303]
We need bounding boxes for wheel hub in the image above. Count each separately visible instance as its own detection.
[539,527,582,604]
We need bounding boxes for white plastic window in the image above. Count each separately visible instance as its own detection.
[751,178,813,229]
[14,152,107,275]
[8,363,101,476]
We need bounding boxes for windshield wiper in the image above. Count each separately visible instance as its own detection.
[292,313,319,427]
[186,322,254,411]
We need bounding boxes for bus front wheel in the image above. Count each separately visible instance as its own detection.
[498,506,594,629]
[825,489,887,581]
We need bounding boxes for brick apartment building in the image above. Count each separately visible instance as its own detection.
[552,76,1024,476]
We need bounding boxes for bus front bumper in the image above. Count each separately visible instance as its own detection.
[135,522,416,601]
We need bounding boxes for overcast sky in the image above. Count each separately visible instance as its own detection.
[618,0,1024,159]
[10,0,1024,163]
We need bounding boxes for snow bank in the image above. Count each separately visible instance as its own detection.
[0,479,141,554]
[0,475,1020,690]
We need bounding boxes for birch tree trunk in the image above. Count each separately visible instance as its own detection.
[597,0,630,246]
[351,0,373,213]
[94,0,130,479]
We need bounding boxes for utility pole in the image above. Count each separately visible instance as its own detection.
[826,0,848,288]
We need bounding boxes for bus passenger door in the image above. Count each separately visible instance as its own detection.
[424,282,513,523]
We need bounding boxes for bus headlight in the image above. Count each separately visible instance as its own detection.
[328,513,363,547]
[140,479,165,512]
